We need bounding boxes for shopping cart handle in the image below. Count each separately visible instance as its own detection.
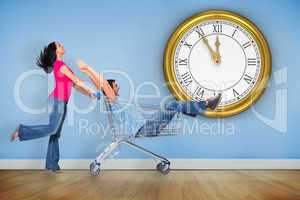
[92,91,102,100]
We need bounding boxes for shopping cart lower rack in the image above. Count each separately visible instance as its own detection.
[89,97,182,176]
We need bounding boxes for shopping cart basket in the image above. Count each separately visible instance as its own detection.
[89,93,182,176]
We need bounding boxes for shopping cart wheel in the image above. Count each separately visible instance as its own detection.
[156,161,170,175]
[90,161,101,176]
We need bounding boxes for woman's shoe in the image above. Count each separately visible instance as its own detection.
[52,169,62,173]
[45,168,62,173]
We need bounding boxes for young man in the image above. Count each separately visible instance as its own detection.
[77,60,222,137]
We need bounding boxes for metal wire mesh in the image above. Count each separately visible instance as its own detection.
[101,98,183,138]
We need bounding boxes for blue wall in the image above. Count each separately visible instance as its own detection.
[1,0,299,159]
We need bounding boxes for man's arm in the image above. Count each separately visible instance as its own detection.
[77,60,116,101]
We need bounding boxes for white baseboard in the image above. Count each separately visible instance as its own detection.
[1,159,300,170]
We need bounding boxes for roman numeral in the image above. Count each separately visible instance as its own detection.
[184,42,192,49]
[195,27,205,38]
[242,41,251,49]
[232,29,237,37]
[194,86,204,98]
[243,74,253,84]
[213,24,222,33]
[181,72,193,86]
[247,58,257,66]
[178,58,188,66]
[233,89,239,97]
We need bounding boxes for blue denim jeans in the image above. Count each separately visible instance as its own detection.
[165,98,207,116]
[18,96,67,171]
[136,99,207,137]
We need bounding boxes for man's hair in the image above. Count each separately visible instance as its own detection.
[102,79,116,96]
[107,79,115,88]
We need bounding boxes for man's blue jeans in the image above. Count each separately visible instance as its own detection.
[18,96,67,171]
[165,98,207,116]
[136,98,206,137]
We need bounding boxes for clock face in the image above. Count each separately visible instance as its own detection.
[174,20,261,107]
[164,10,271,117]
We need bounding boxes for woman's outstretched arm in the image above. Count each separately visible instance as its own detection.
[76,60,116,101]
[74,84,94,97]
[60,65,94,97]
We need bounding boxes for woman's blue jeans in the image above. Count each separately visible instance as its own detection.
[18,97,67,171]
[136,98,207,137]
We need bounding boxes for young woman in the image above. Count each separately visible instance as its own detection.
[10,42,94,172]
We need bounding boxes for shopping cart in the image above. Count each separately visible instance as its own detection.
[89,92,182,176]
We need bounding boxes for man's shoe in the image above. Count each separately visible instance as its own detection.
[207,93,222,110]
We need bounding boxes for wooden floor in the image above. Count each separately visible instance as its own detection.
[0,170,300,200]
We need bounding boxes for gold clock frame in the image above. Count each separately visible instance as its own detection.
[163,10,272,117]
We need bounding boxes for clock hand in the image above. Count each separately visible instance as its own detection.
[202,37,219,64]
[214,36,221,64]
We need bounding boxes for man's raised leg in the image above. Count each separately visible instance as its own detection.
[165,93,222,116]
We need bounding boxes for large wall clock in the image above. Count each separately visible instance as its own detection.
[164,10,272,117]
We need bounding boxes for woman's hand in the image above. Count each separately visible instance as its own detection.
[89,91,97,99]
[74,80,97,99]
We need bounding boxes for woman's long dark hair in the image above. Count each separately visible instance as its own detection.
[36,42,57,73]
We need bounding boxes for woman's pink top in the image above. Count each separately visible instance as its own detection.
[50,60,74,102]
